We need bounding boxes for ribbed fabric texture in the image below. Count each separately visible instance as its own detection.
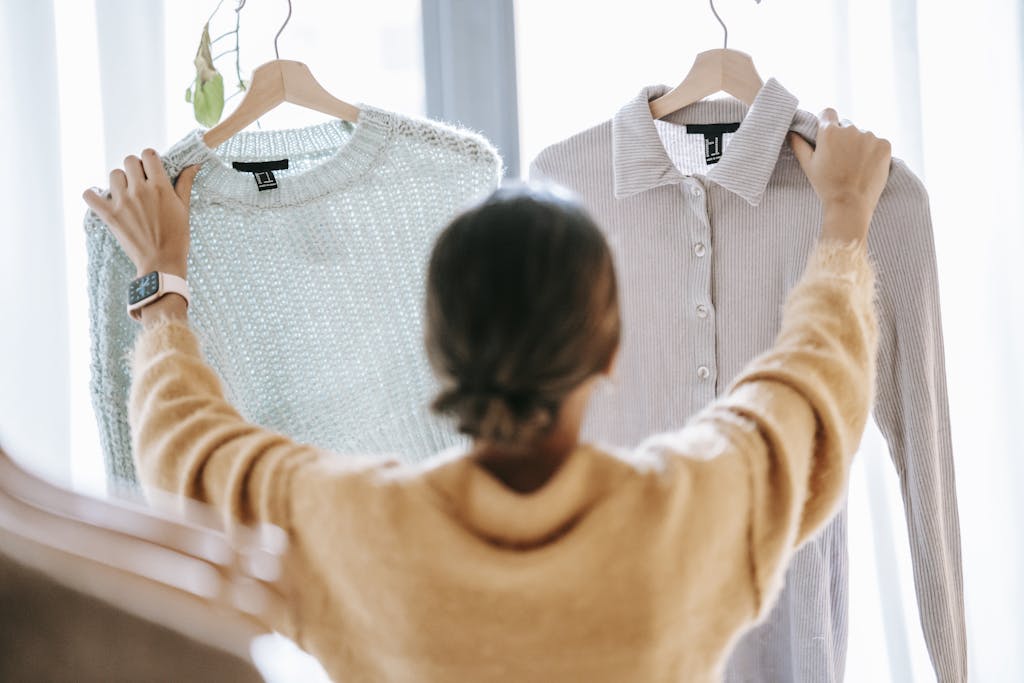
[530,78,966,683]
[127,240,878,683]
[85,106,502,486]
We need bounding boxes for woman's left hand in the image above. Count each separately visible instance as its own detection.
[83,149,200,278]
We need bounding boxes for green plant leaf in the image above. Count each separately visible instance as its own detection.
[193,72,225,127]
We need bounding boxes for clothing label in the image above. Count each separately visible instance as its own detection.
[685,123,741,165]
[232,159,290,191]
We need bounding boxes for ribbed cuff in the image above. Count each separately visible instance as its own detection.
[133,318,202,366]
[802,239,876,301]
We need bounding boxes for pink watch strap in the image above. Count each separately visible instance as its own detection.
[127,272,191,320]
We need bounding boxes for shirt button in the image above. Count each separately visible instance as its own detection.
[693,242,707,257]
[696,304,709,319]
[697,365,711,380]
[690,185,703,198]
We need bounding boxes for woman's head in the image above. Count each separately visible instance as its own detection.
[425,184,620,449]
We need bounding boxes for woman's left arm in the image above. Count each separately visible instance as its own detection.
[129,316,323,528]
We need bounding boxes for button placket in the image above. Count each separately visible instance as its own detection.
[685,179,716,401]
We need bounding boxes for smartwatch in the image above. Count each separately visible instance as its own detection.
[127,271,190,320]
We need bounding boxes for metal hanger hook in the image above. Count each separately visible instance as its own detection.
[274,0,293,59]
[233,0,290,58]
[709,0,762,50]
[709,0,729,49]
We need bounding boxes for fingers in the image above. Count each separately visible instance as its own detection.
[141,148,169,186]
[82,187,114,223]
[88,150,200,227]
[123,155,146,191]
[174,165,201,206]
[788,132,814,171]
[109,168,127,201]
[819,107,840,127]
[876,137,893,171]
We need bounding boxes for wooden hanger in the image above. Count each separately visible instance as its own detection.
[203,0,360,148]
[649,0,764,119]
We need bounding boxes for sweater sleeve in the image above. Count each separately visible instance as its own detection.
[128,319,347,530]
[641,240,878,614]
[87,134,213,487]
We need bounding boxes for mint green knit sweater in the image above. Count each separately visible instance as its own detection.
[85,107,502,485]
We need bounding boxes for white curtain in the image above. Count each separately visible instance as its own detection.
[915,3,1024,680]
[0,0,167,491]
[0,1,70,482]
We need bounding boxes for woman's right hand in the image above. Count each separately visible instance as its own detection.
[789,109,892,244]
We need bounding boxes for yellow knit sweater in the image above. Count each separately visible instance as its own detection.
[129,241,877,683]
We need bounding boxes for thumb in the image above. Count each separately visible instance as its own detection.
[788,132,814,172]
[174,164,201,206]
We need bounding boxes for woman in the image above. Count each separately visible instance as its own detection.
[84,108,888,682]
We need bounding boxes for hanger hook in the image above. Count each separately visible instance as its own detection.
[231,0,289,59]
[274,0,293,60]
[709,0,763,50]
[709,0,728,49]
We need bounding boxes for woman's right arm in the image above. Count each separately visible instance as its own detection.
[641,109,889,614]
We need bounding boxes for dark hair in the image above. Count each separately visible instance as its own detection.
[425,183,620,447]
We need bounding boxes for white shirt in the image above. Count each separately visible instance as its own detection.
[530,78,965,683]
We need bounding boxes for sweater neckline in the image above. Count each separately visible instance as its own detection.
[424,444,616,548]
[177,105,393,208]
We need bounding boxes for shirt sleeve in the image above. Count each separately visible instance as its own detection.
[128,319,364,531]
[868,162,966,682]
[638,239,879,615]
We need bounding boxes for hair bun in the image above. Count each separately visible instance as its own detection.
[432,385,555,445]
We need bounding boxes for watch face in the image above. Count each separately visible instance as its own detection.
[128,272,160,305]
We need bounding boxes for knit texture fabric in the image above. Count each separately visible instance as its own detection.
[127,240,877,683]
[530,79,965,683]
[86,107,502,485]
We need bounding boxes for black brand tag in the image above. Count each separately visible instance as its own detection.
[232,159,289,191]
[686,123,741,165]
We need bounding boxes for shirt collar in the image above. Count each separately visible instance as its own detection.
[612,77,801,206]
